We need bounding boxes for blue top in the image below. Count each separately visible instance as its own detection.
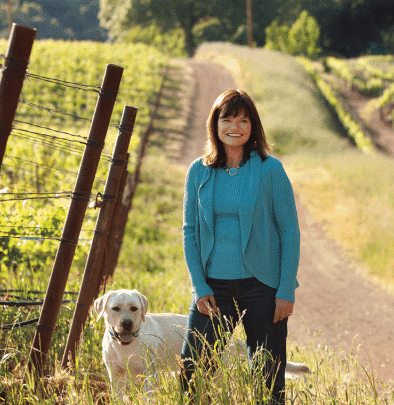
[207,164,253,279]
[182,152,300,303]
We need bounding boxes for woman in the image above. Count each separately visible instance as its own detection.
[181,89,300,404]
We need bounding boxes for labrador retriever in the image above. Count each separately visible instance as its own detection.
[94,289,309,402]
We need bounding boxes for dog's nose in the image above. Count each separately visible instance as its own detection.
[121,319,133,331]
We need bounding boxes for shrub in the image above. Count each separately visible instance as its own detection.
[264,20,291,53]
[288,11,321,59]
[265,11,321,59]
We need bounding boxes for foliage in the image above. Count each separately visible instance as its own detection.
[382,26,394,55]
[99,0,245,55]
[192,17,226,46]
[121,23,187,58]
[275,0,393,57]
[324,55,394,125]
[299,56,375,153]
[265,11,321,59]
[288,11,321,58]
[0,0,105,40]
[264,21,291,54]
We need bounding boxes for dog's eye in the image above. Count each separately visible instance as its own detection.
[112,307,120,312]
[130,306,138,312]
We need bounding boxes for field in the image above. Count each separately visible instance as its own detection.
[1,39,394,403]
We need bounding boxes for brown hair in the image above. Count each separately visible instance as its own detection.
[203,89,271,167]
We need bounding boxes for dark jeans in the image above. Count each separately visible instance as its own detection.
[181,277,287,404]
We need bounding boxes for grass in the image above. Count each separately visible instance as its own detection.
[195,42,394,289]
[1,47,394,403]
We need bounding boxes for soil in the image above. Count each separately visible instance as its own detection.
[172,59,394,385]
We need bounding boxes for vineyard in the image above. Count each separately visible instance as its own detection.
[323,55,394,126]
[0,39,168,292]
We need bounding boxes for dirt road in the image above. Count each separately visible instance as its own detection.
[176,59,394,384]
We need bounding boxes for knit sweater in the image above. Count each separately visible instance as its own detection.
[206,164,253,279]
[183,152,300,303]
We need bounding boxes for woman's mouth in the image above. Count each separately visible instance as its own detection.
[227,133,242,137]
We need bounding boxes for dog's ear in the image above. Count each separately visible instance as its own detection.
[94,290,114,321]
[136,291,149,322]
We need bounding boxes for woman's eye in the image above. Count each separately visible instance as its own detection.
[112,307,120,312]
[131,306,138,312]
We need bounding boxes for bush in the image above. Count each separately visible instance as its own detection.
[264,20,291,53]
[288,11,321,58]
[265,11,321,59]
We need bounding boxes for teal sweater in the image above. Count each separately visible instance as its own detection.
[206,164,253,279]
[183,152,300,303]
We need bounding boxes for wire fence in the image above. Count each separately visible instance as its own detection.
[0,27,167,376]
[0,55,117,243]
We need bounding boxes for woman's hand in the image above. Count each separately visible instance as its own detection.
[273,298,294,324]
[197,294,218,316]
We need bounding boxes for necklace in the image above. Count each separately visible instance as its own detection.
[223,157,247,176]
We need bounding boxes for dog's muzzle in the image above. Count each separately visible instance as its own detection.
[109,324,140,346]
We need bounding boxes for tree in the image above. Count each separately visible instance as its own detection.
[99,0,245,55]
[288,11,321,58]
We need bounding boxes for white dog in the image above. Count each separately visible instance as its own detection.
[94,289,309,402]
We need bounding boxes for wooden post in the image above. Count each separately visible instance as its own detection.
[0,24,36,170]
[98,154,129,285]
[61,106,138,368]
[246,0,253,48]
[27,64,123,377]
[98,66,168,284]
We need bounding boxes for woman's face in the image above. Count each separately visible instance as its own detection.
[217,112,252,151]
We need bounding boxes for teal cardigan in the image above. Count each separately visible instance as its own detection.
[182,152,300,303]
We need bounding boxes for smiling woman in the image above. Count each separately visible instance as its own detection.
[180,89,301,404]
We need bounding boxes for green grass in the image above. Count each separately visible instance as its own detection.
[1,44,394,404]
[195,42,394,288]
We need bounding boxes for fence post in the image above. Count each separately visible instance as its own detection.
[91,66,168,286]
[101,161,130,282]
[0,24,36,170]
[27,64,123,377]
[61,106,138,369]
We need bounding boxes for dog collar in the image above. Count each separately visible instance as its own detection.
[109,327,140,345]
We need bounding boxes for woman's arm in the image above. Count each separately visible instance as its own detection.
[183,161,214,300]
[271,163,301,303]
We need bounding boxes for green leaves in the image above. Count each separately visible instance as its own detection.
[265,11,321,59]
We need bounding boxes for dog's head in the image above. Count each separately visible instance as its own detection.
[94,289,149,345]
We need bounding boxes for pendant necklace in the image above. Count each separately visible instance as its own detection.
[223,157,246,176]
